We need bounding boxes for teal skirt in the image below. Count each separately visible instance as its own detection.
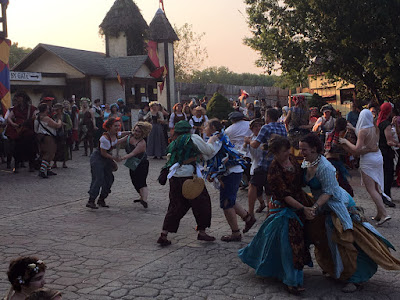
[238,207,311,287]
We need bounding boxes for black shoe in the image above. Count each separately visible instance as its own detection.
[38,171,48,179]
[383,197,396,207]
[97,200,109,208]
[86,202,98,209]
[47,170,57,176]
[157,234,171,246]
[134,199,148,208]
[197,233,216,241]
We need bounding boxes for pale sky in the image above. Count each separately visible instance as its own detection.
[7,0,265,74]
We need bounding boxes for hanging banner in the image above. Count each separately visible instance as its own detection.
[0,38,11,111]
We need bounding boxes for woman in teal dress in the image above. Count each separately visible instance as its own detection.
[238,137,315,294]
[299,133,400,293]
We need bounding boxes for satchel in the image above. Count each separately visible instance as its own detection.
[124,135,144,171]
[158,167,169,185]
[124,156,143,171]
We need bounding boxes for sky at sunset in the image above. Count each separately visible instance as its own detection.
[7,0,265,74]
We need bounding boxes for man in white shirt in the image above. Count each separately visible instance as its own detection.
[224,111,252,187]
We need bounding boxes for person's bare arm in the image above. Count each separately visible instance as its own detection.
[121,140,146,160]
[384,125,398,147]
[284,110,292,132]
[44,116,62,129]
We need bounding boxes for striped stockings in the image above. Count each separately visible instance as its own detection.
[40,160,50,173]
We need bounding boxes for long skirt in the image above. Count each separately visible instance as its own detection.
[147,123,166,157]
[239,207,312,287]
[306,204,400,283]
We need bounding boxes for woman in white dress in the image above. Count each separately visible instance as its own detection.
[339,109,391,225]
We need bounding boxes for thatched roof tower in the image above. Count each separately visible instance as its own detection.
[148,9,179,42]
[100,0,149,56]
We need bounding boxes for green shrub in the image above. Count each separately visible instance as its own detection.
[206,92,234,120]
[307,93,327,110]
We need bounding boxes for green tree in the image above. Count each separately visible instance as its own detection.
[174,23,208,82]
[9,43,32,68]
[245,0,400,104]
[206,92,234,120]
[191,66,279,86]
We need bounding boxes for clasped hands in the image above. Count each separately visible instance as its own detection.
[303,206,317,220]
[113,156,122,162]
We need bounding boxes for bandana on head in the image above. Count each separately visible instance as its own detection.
[377,102,392,126]
[174,120,192,133]
[293,95,305,106]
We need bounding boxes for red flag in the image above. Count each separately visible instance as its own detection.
[150,66,165,79]
[160,0,165,12]
[116,70,124,90]
[147,40,160,68]
[159,80,165,95]
[238,89,249,103]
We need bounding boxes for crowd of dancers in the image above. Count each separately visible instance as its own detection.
[2,92,400,297]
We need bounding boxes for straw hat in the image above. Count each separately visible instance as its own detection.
[193,106,206,114]
[182,177,205,200]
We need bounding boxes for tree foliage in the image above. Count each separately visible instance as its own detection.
[245,0,400,103]
[307,93,327,111]
[191,66,278,86]
[9,43,32,68]
[206,92,234,120]
[174,23,208,82]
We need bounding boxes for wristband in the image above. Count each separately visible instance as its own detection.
[312,203,319,210]
[118,131,122,137]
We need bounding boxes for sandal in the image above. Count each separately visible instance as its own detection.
[221,230,242,242]
[243,213,256,233]
[157,233,171,246]
[255,203,266,213]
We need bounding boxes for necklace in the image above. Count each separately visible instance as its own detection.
[301,155,321,169]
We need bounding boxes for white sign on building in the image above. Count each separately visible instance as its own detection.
[10,71,42,82]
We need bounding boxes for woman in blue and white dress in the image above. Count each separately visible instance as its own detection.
[299,133,400,293]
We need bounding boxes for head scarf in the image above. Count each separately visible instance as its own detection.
[174,120,192,133]
[355,109,374,136]
[110,103,119,111]
[377,102,392,126]
[292,95,305,106]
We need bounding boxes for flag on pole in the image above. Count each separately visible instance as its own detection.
[160,0,165,12]
[238,89,249,104]
[0,38,11,112]
[115,70,124,90]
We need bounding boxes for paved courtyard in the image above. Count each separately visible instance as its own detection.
[0,151,400,299]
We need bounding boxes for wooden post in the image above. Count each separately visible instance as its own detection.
[0,3,7,38]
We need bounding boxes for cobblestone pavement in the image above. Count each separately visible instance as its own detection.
[1,151,400,299]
